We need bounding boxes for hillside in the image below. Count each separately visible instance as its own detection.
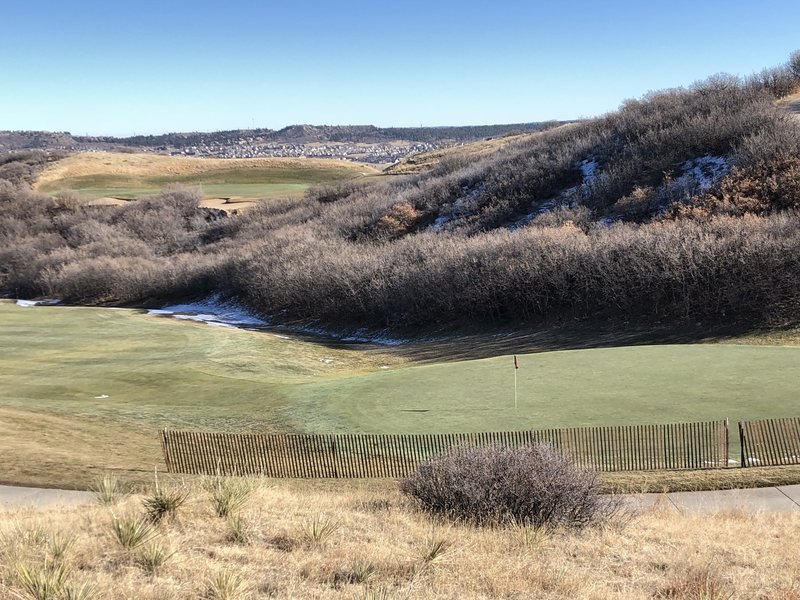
[1,52,800,332]
[383,131,550,175]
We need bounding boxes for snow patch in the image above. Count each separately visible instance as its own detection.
[15,298,62,307]
[427,185,487,232]
[149,296,413,346]
[262,322,413,347]
[598,217,617,227]
[429,215,451,232]
[340,333,406,346]
[677,155,730,192]
[579,158,598,183]
[148,295,267,327]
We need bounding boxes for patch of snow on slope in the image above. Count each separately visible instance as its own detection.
[579,158,598,183]
[15,298,62,307]
[429,215,450,232]
[678,155,730,191]
[148,295,267,327]
[427,185,486,232]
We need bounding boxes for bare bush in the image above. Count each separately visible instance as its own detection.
[400,443,617,528]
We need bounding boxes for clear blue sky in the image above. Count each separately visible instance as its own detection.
[2,0,799,136]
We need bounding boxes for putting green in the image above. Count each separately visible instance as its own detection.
[285,343,800,433]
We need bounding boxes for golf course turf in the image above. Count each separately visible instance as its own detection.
[1,301,799,488]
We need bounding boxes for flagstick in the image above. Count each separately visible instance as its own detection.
[514,363,518,410]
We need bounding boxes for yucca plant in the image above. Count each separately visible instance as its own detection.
[349,559,376,584]
[203,476,258,518]
[91,475,125,506]
[111,515,159,550]
[14,562,71,600]
[205,569,250,600]
[225,513,253,545]
[47,533,75,563]
[135,542,174,576]
[62,581,96,600]
[418,537,450,566]
[299,514,340,547]
[143,486,189,524]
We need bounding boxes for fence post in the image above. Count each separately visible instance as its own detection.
[330,435,338,478]
[160,429,173,473]
[724,418,729,468]
[738,421,746,468]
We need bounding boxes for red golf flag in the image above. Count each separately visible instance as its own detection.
[514,355,519,369]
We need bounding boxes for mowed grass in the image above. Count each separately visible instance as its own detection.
[286,343,800,433]
[1,301,799,488]
[0,302,400,488]
[33,151,380,200]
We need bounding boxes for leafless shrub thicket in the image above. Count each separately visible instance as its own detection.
[400,443,615,528]
[2,52,799,329]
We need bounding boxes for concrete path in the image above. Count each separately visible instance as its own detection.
[0,485,94,509]
[621,484,800,514]
[1,483,800,513]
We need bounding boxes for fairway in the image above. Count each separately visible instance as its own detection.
[33,151,380,200]
[1,302,799,487]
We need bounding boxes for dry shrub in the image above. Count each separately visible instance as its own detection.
[687,154,800,217]
[374,201,422,239]
[400,443,616,528]
[656,564,734,599]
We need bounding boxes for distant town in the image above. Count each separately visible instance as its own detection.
[147,138,438,164]
[0,122,566,164]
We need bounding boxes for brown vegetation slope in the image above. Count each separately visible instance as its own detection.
[1,52,800,332]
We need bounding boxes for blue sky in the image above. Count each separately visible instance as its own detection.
[2,1,799,136]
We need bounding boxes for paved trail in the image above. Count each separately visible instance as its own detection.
[623,484,800,513]
[0,485,94,509]
[2,483,800,513]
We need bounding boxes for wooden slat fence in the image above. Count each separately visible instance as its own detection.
[160,419,729,477]
[739,418,800,467]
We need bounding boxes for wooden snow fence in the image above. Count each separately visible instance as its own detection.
[739,417,800,467]
[160,420,730,478]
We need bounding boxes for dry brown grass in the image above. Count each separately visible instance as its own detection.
[1,480,799,599]
[34,152,378,189]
